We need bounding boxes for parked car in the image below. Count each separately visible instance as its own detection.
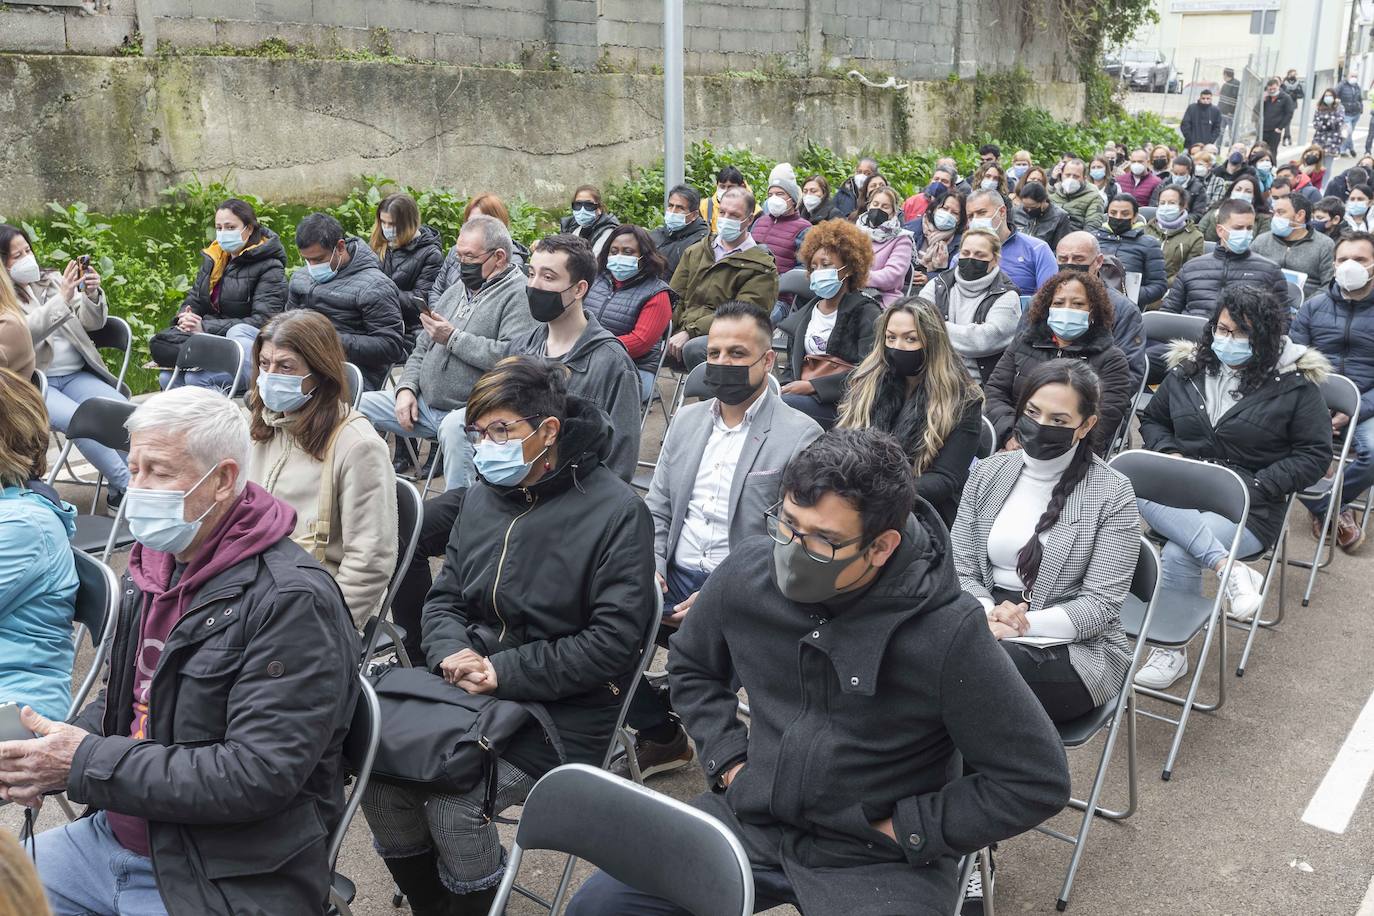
[1103,50,1172,93]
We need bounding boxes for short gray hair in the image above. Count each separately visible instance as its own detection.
[460,214,513,259]
[125,387,250,494]
[720,185,756,215]
[967,188,1006,211]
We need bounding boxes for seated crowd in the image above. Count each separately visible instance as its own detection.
[0,135,1368,916]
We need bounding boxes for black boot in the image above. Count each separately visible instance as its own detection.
[381,850,454,916]
[448,884,499,916]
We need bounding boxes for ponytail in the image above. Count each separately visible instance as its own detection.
[1015,440,1093,597]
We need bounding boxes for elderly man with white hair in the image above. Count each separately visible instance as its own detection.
[1054,230,1148,388]
[0,386,359,916]
[359,213,534,490]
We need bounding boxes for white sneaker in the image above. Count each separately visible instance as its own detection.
[1135,647,1189,690]
[1222,562,1265,622]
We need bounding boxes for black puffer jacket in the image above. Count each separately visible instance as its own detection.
[1159,247,1289,317]
[285,237,405,389]
[382,224,444,330]
[984,322,1134,455]
[778,290,881,406]
[178,229,287,335]
[1140,339,1332,548]
[420,396,655,776]
[1093,225,1168,306]
[1014,202,1074,253]
[650,218,710,278]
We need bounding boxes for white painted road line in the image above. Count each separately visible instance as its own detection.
[1303,688,1374,835]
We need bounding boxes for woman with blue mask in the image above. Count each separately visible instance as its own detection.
[1134,287,1330,691]
[245,310,396,629]
[909,189,966,291]
[1199,175,1270,242]
[1146,185,1205,287]
[984,271,1133,456]
[557,185,620,259]
[581,224,675,402]
[776,219,881,428]
[1344,184,1374,233]
[362,354,655,916]
[370,191,444,356]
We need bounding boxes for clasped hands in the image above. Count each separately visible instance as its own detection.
[986,599,1030,641]
[439,648,499,695]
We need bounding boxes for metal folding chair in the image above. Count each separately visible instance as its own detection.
[1035,538,1161,910]
[954,848,996,916]
[777,267,810,298]
[31,370,47,396]
[168,333,246,395]
[1136,312,1208,415]
[343,362,364,411]
[1285,281,1304,315]
[1107,371,1150,458]
[360,479,423,670]
[639,327,673,433]
[45,397,137,560]
[976,414,996,459]
[88,314,133,395]
[1108,450,1249,780]
[1139,206,1157,223]
[489,764,754,916]
[1229,493,1295,678]
[327,677,381,916]
[1203,240,1217,255]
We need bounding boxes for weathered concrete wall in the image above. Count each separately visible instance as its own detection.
[0,53,1079,218]
[0,0,1079,83]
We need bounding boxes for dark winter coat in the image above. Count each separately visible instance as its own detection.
[420,395,655,776]
[984,322,1134,455]
[1262,93,1296,133]
[1093,225,1168,307]
[1159,247,1289,317]
[1338,81,1364,117]
[1148,176,1209,220]
[1013,202,1074,253]
[667,502,1071,914]
[1291,282,1374,417]
[1179,102,1222,148]
[381,224,445,330]
[650,217,710,279]
[800,195,842,224]
[177,229,287,335]
[69,535,359,915]
[285,237,406,390]
[1140,340,1332,548]
[777,290,881,405]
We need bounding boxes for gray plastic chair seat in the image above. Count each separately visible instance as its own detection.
[1056,696,1120,748]
[778,268,811,298]
[1119,588,1213,647]
[70,516,133,555]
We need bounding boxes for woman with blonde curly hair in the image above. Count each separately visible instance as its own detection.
[777,219,881,427]
[837,297,984,524]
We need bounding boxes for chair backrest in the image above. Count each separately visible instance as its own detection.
[329,677,380,869]
[361,479,424,663]
[1129,534,1161,608]
[1286,282,1304,315]
[778,267,810,298]
[1140,311,1208,347]
[1109,449,1249,526]
[173,333,245,393]
[64,397,137,454]
[681,361,710,401]
[31,370,47,396]
[976,414,996,459]
[509,764,754,916]
[67,551,120,720]
[344,362,364,411]
[1140,205,1157,222]
[88,315,132,389]
[1320,371,1361,419]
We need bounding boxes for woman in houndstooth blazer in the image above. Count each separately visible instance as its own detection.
[951,359,1138,721]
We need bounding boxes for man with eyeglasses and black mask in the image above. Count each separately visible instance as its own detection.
[568,427,1071,916]
[359,215,535,489]
[615,301,822,780]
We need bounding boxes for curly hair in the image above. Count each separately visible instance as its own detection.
[1026,270,1116,332]
[1184,286,1287,394]
[799,218,875,290]
[782,427,916,544]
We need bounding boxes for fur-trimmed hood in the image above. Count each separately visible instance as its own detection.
[1163,337,1331,383]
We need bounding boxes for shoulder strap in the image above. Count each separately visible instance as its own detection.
[307,409,351,562]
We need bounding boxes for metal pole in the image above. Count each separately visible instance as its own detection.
[663,0,685,206]
[1300,0,1326,146]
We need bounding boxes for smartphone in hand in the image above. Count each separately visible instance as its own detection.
[0,703,36,742]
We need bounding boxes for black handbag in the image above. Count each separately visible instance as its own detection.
[366,666,565,817]
[148,326,191,368]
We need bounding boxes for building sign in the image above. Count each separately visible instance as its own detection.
[1169,0,1280,11]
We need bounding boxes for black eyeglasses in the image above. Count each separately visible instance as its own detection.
[462,415,543,446]
[764,503,864,563]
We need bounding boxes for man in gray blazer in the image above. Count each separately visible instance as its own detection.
[619,301,822,778]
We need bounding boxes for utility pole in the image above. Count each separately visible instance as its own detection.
[663,0,685,206]
[1301,0,1326,145]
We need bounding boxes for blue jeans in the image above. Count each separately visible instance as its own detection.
[158,322,258,393]
[1343,114,1361,153]
[359,390,472,491]
[437,408,477,492]
[638,368,658,405]
[45,370,131,491]
[1139,499,1262,595]
[1300,414,1374,515]
[35,811,166,916]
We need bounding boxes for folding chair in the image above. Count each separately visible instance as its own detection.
[1107,371,1149,458]
[489,764,753,916]
[778,267,810,298]
[1202,240,1217,255]
[168,333,246,395]
[1136,312,1208,415]
[1108,450,1249,780]
[1285,281,1304,315]
[1035,538,1160,910]
[327,677,382,916]
[31,369,47,396]
[360,478,423,670]
[954,848,996,916]
[1139,205,1157,223]
[46,397,137,560]
[343,362,364,411]
[1284,373,1361,607]
[88,314,134,395]
[639,327,673,433]
[976,414,996,460]
[1229,493,1294,678]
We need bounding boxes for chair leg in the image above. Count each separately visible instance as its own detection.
[57,793,79,821]
[1055,695,1135,911]
[617,727,644,785]
[1160,613,1226,781]
[980,848,996,916]
[549,853,579,914]
[1235,533,1285,677]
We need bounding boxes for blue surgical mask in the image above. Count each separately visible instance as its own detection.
[382,225,397,243]
[257,371,313,413]
[1047,307,1092,340]
[980,178,999,190]
[1211,335,1253,366]
[124,465,219,555]
[1089,167,1107,180]
[1224,228,1253,254]
[933,209,958,231]
[1156,203,1183,223]
[217,229,246,253]
[474,425,549,487]
[607,254,640,281]
[968,216,996,232]
[1256,160,1273,174]
[1230,189,1253,202]
[307,250,339,283]
[1171,173,1189,185]
[664,210,687,231]
[809,267,844,299]
[718,217,744,243]
[573,207,596,228]
[1350,201,1370,218]
[1270,216,1294,238]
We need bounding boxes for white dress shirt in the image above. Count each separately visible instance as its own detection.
[673,391,768,573]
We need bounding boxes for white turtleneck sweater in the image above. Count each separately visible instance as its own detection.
[982,447,1078,639]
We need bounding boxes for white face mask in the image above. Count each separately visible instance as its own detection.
[765,196,790,218]
[8,253,41,285]
[1336,259,1373,292]
[1130,162,1147,176]
[802,193,822,211]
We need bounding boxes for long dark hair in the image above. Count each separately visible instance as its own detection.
[1185,286,1286,395]
[1012,359,1101,596]
[596,224,668,283]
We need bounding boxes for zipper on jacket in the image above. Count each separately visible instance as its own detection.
[491,490,538,642]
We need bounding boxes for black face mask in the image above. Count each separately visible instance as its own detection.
[527,284,574,322]
[1059,262,1091,274]
[1108,217,1134,236]
[885,346,926,377]
[459,259,488,290]
[1152,158,1168,170]
[1022,206,1045,218]
[864,207,890,227]
[958,257,991,281]
[704,356,765,405]
[1015,413,1081,461]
